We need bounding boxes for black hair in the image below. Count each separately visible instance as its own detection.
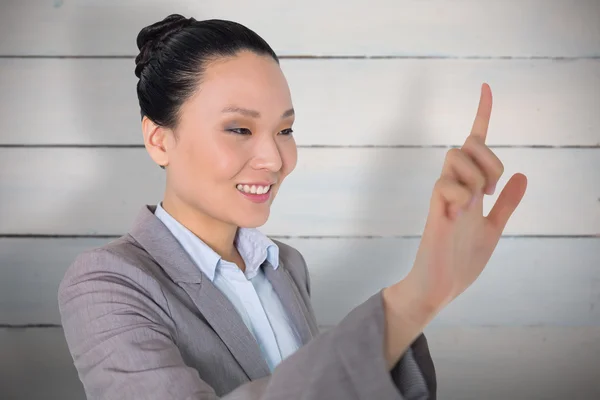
[135,14,279,129]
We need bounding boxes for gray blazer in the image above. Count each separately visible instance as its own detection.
[58,205,436,399]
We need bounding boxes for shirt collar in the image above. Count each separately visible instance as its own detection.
[235,226,279,279]
[154,202,279,281]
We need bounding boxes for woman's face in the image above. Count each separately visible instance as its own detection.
[147,51,297,228]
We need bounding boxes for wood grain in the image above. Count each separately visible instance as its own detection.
[0,147,598,236]
[2,237,598,326]
[1,0,599,57]
[1,58,599,146]
[1,326,598,399]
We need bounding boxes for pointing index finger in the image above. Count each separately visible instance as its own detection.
[469,83,493,142]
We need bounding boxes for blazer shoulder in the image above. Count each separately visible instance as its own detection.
[59,234,161,294]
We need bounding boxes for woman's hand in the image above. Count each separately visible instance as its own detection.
[386,83,528,330]
[408,82,528,318]
[382,83,528,370]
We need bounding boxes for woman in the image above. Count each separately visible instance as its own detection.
[58,14,528,400]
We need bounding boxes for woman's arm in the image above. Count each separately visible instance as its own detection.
[58,248,424,400]
[287,241,435,395]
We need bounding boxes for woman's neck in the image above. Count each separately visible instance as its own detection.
[160,196,241,266]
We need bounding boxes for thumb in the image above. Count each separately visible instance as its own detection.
[486,173,528,232]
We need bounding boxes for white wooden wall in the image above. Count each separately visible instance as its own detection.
[1,1,599,399]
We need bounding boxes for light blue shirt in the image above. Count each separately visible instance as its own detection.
[154,203,301,371]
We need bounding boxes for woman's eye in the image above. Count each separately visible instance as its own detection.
[226,127,293,136]
[227,128,252,135]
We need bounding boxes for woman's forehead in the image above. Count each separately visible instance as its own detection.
[185,55,293,116]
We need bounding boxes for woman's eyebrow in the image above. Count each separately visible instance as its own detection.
[221,106,295,119]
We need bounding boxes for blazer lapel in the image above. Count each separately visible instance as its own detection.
[129,205,271,380]
[178,280,271,380]
[263,259,318,345]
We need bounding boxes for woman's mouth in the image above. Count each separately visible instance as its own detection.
[236,183,273,203]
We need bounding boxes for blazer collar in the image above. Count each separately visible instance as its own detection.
[129,205,203,284]
[128,205,315,379]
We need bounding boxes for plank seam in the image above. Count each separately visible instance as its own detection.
[0,324,61,328]
[3,323,598,329]
[1,145,599,149]
[0,55,599,60]
[0,234,598,239]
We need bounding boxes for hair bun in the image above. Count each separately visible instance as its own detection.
[135,14,194,78]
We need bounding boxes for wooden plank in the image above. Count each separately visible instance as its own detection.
[1,237,599,327]
[297,237,600,327]
[0,328,85,400]
[425,326,600,399]
[1,327,599,400]
[0,238,103,325]
[1,58,599,146]
[0,148,598,236]
[1,0,599,57]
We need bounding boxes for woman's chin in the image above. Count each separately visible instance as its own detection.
[234,210,271,229]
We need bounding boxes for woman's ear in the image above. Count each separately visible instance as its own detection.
[142,116,171,169]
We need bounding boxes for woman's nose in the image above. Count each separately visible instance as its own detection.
[250,137,284,172]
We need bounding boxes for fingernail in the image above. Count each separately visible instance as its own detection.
[486,184,496,195]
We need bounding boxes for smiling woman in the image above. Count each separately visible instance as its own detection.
[57,12,526,400]
[142,51,297,242]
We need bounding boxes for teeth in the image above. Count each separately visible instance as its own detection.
[237,184,271,195]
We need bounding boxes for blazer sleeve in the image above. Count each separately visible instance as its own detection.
[59,248,423,400]
[291,244,435,399]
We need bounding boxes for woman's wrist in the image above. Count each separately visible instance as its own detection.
[381,278,439,370]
